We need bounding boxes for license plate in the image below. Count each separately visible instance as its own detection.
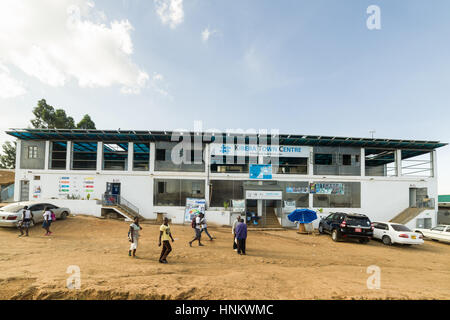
[355,228,362,232]
[411,235,416,239]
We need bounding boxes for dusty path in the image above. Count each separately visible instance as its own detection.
[0,215,448,300]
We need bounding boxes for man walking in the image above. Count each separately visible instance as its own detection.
[199,213,214,241]
[231,215,241,251]
[159,217,174,264]
[18,206,33,237]
[235,218,248,255]
[128,217,142,258]
[189,213,204,247]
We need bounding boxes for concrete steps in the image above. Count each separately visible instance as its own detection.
[389,207,426,224]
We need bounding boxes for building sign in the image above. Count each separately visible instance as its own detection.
[245,190,282,200]
[286,186,309,194]
[184,198,206,223]
[284,200,296,210]
[249,164,272,180]
[310,183,344,195]
[232,199,245,212]
[210,143,311,158]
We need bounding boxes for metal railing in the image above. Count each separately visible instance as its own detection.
[413,198,435,209]
[101,193,140,218]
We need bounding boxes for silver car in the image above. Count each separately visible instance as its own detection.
[0,202,71,228]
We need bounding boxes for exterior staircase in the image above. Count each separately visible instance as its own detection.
[101,194,145,221]
[389,207,426,225]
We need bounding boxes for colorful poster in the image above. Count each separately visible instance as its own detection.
[184,198,206,223]
[249,164,272,180]
[286,186,309,194]
[284,200,296,210]
[232,199,245,212]
[309,183,344,195]
[32,185,42,199]
[83,177,95,194]
[58,176,70,197]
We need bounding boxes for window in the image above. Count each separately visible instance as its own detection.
[155,142,205,172]
[210,156,256,173]
[72,142,97,170]
[391,224,411,232]
[28,146,38,159]
[431,226,445,232]
[103,143,128,171]
[416,218,431,229]
[210,180,245,207]
[342,154,351,166]
[314,154,332,165]
[154,179,205,206]
[279,181,309,207]
[133,143,150,171]
[33,176,40,180]
[263,157,308,174]
[312,182,361,208]
[365,149,397,177]
[156,149,166,161]
[50,141,67,169]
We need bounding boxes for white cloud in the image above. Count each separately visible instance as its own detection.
[154,0,184,29]
[0,0,151,95]
[0,64,26,98]
[201,28,217,43]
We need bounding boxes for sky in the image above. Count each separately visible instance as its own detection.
[0,0,449,193]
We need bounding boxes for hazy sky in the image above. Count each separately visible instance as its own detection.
[0,0,448,192]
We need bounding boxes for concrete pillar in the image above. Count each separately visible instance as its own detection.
[431,150,437,178]
[360,148,365,177]
[204,144,210,208]
[66,141,72,171]
[44,141,50,170]
[96,142,103,172]
[149,142,155,174]
[13,140,22,201]
[128,142,133,172]
[308,149,314,176]
[308,180,313,209]
[396,149,402,176]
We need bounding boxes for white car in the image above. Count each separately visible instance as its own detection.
[0,202,71,228]
[372,221,424,246]
[414,225,450,244]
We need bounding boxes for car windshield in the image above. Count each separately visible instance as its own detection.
[345,216,371,226]
[0,204,25,213]
[391,224,411,232]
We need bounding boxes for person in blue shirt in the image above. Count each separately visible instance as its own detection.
[234,218,247,255]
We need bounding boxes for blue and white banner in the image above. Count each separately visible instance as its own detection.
[249,164,272,180]
[210,143,311,158]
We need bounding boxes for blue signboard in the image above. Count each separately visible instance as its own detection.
[249,164,272,180]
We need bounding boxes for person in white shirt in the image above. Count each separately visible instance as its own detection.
[128,217,142,258]
[18,206,33,237]
[42,207,52,236]
[189,213,204,247]
[199,215,214,241]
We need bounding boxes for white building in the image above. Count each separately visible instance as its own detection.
[7,128,447,229]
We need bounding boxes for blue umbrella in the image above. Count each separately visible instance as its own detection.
[288,209,317,224]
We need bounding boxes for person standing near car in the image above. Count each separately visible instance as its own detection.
[18,206,33,237]
[235,218,247,255]
[42,207,52,236]
[159,217,174,264]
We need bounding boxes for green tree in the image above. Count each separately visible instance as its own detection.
[0,141,16,169]
[31,99,76,129]
[77,114,96,129]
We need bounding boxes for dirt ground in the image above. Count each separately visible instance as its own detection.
[0,215,449,300]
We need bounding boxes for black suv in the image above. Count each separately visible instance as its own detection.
[318,212,373,243]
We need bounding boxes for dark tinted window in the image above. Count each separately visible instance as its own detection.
[345,216,371,226]
[342,154,351,165]
[29,204,44,211]
[391,224,411,232]
[314,154,333,165]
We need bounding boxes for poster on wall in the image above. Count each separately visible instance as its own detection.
[83,177,95,196]
[284,200,296,211]
[32,185,42,199]
[232,199,245,212]
[58,177,70,197]
[184,198,206,223]
[249,164,272,180]
[309,183,344,195]
[286,186,309,194]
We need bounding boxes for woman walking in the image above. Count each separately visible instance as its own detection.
[42,207,52,236]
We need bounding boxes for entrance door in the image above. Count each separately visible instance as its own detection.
[409,188,417,207]
[20,180,29,201]
[106,182,121,205]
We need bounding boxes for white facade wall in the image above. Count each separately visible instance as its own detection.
[13,140,439,228]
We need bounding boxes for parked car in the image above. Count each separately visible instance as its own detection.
[0,202,71,228]
[318,212,373,243]
[414,225,450,243]
[372,222,424,246]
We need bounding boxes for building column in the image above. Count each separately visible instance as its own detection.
[360,148,365,177]
[128,142,133,172]
[396,149,402,176]
[204,143,210,208]
[13,140,22,201]
[44,141,50,170]
[149,142,155,174]
[308,180,313,209]
[308,149,314,176]
[96,142,103,172]
[66,141,72,171]
[431,150,437,178]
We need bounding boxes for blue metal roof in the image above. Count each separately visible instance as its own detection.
[6,129,447,154]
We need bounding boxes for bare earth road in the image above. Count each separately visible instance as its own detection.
[0,215,448,300]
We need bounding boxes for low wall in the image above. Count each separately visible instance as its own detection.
[41,199,102,217]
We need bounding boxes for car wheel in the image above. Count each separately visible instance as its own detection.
[331,229,340,242]
[359,238,369,244]
[382,235,392,245]
[318,224,324,234]
[60,212,68,220]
